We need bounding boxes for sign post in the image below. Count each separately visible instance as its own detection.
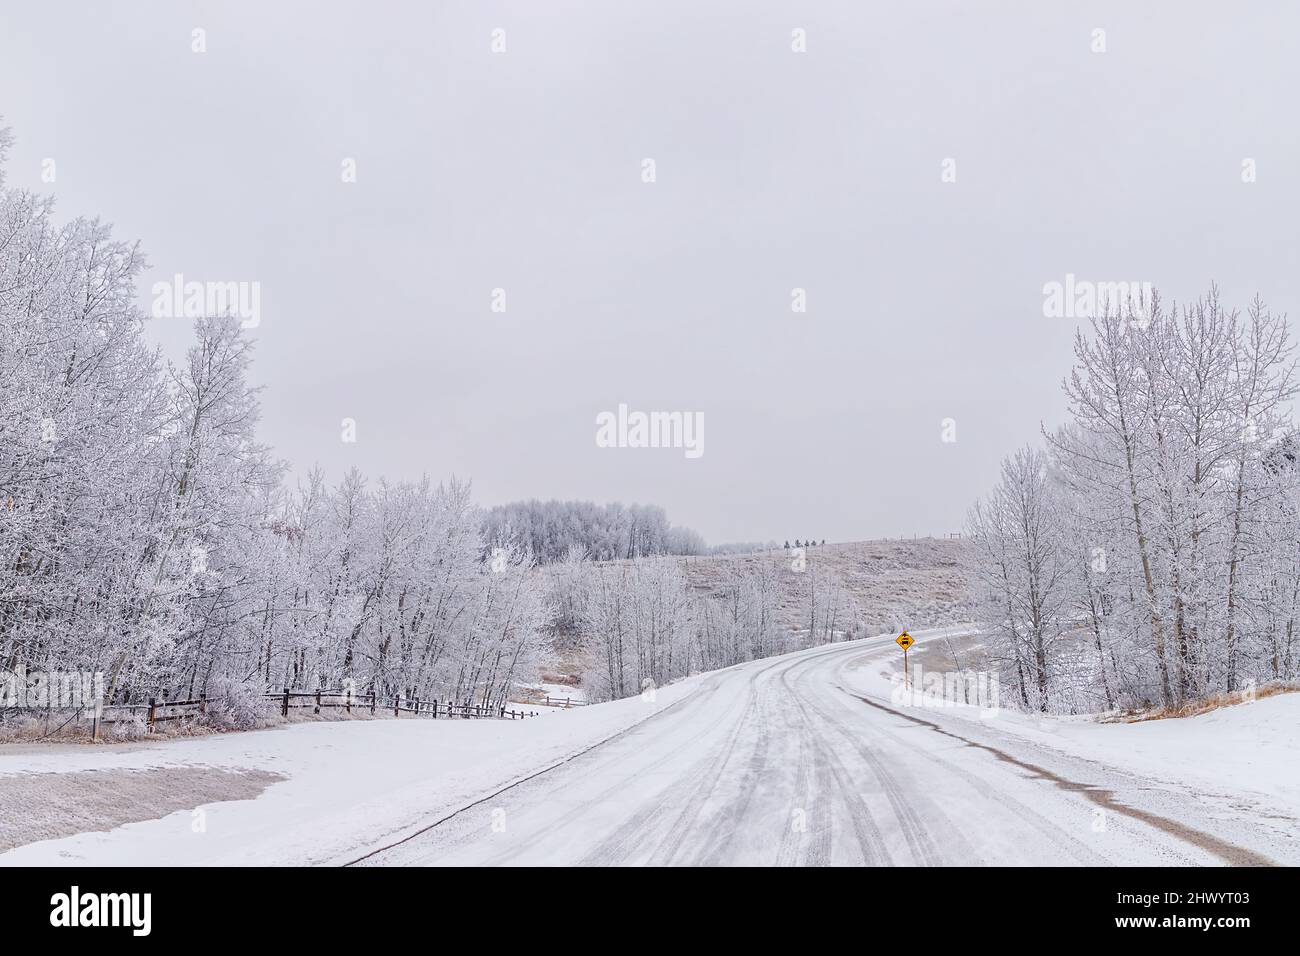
[896,631,914,690]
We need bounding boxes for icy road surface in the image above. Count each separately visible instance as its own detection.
[356,633,1295,866]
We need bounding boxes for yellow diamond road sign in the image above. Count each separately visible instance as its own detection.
[896,632,914,650]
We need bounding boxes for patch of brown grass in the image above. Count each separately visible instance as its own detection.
[0,766,284,852]
[540,671,581,687]
[0,706,403,746]
[1104,683,1300,723]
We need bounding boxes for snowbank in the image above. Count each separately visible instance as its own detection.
[846,626,1300,822]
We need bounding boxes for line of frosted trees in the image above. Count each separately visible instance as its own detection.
[0,130,547,714]
[481,499,706,563]
[547,546,865,701]
[965,289,1299,713]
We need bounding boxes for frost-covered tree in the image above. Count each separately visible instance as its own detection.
[971,287,1299,714]
[965,447,1071,711]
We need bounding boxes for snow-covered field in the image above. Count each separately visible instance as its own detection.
[0,681,700,865]
[2,627,1297,866]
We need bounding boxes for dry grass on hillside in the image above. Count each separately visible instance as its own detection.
[538,538,975,688]
[1101,683,1300,723]
[677,537,974,636]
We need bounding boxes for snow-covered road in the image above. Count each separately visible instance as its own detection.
[356,633,1295,866]
[3,629,1295,866]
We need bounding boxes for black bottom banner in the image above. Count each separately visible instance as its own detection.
[7,866,1284,942]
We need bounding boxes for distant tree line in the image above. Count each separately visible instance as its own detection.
[481,499,707,564]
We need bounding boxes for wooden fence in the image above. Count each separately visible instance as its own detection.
[517,695,589,709]
[54,687,540,741]
[271,687,536,721]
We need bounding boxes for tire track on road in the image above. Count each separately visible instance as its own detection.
[776,651,891,866]
[346,673,727,866]
[582,653,797,866]
[786,651,943,866]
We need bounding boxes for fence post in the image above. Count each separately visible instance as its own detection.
[147,697,157,731]
[432,699,438,719]
[394,694,400,718]
[315,687,322,714]
[370,691,376,716]
[346,688,352,715]
[414,697,421,717]
[282,687,289,717]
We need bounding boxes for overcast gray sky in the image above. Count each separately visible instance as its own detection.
[2,1,1297,544]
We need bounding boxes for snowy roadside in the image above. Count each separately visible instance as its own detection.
[0,676,705,866]
[846,627,1300,825]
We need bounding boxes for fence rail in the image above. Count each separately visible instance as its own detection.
[269,688,537,722]
[513,695,589,709]
[14,687,541,741]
